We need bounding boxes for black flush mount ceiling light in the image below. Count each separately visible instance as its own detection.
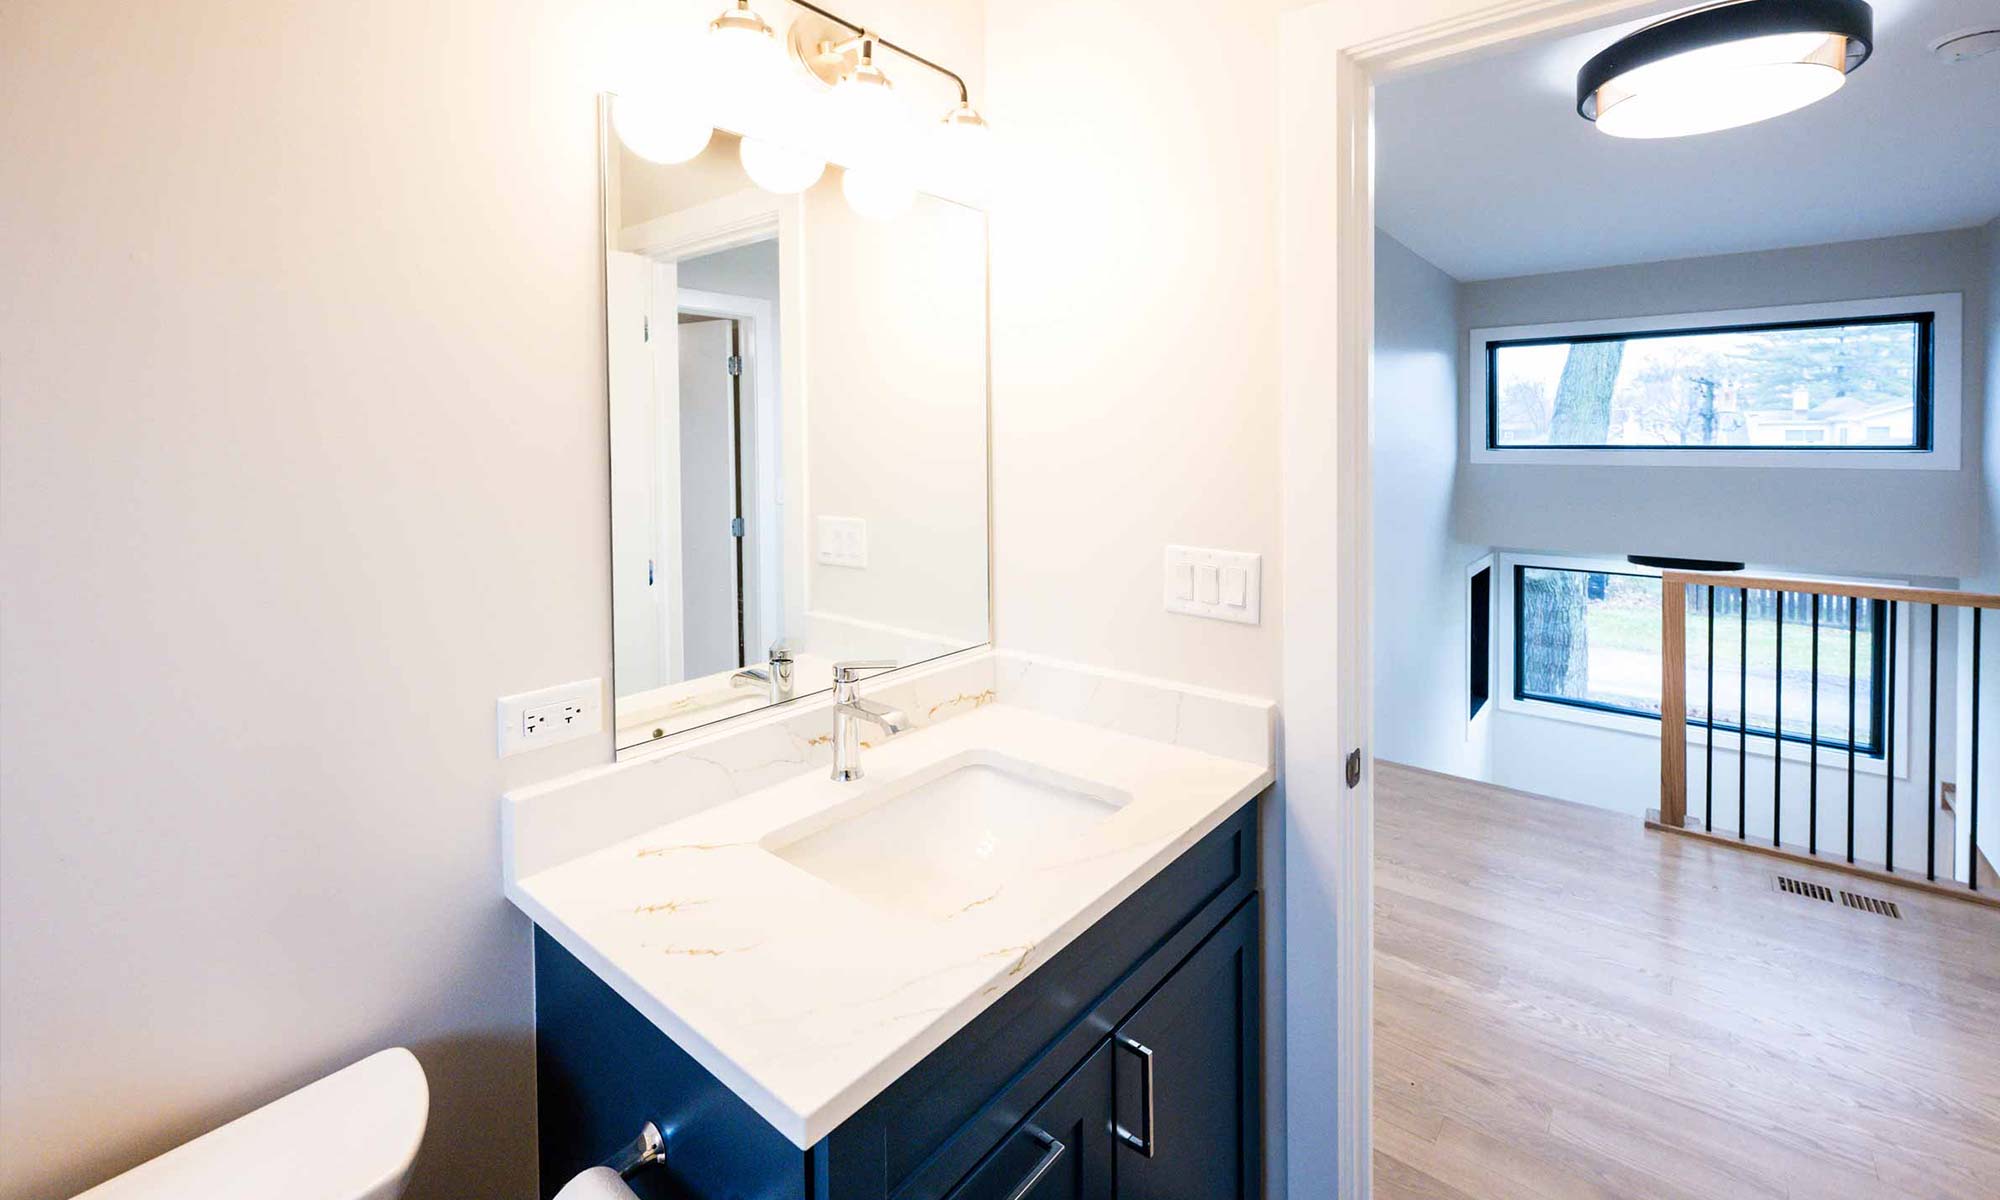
[1577,0,1874,139]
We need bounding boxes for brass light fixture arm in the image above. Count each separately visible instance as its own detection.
[786,0,972,103]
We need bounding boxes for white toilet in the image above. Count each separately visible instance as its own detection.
[75,1048,429,1200]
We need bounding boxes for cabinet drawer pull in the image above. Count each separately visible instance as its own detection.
[1113,1035,1156,1158]
[1002,1125,1066,1200]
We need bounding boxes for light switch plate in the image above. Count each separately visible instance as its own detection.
[1164,545,1261,625]
[497,678,603,756]
[817,515,868,568]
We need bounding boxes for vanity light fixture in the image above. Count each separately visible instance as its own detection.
[841,163,917,218]
[707,0,785,88]
[612,93,713,166]
[1577,0,1873,139]
[739,135,826,193]
[825,37,911,167]
[615,0,991,213]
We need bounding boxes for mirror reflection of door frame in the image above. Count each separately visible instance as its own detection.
[618,188,805,690]
[677,288,781,666]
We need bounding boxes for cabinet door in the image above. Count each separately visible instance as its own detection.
[942,1042,1114,1200]
[1112,901,1259,1200]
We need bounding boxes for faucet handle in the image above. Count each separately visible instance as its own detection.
[832,659,897,684]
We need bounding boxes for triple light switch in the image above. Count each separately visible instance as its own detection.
[1163,545,1261,625]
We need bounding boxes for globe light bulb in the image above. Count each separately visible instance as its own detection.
[927,100,992,198]
[739,136,826,194]
[613,92,713,165]
[706,1,787,135]
[841,163,916,220]
[825,47,915,168]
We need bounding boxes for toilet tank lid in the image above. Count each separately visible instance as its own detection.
[76,1048,429,1200]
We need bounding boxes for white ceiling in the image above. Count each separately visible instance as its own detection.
[1376,0,2000,281]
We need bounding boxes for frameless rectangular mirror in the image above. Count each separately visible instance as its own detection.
[602,102,990,750]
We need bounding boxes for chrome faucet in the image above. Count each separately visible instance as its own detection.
[731,640,797,704]
[830,660,909,781]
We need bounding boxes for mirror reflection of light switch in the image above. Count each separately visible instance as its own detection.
[816,516,868,568]
[1163,545,1261,625]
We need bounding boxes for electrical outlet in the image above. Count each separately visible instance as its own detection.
[816,515,868,568]
[497,678,602,757]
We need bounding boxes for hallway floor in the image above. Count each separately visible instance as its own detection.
[1373,762,2000,1200]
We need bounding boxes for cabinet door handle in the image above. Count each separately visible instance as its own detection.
[1113,1035,1156,1158]
[1002,1125,1066,1200]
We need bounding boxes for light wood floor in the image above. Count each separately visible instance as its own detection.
[1373,762,2000,1200]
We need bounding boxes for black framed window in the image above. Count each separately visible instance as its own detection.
[1513,565,1887,755]
[1468,565,1491,719]
[1486,313,1934,452]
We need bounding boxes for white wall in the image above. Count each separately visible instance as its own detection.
[1985,218,2000,877]
[0,1,985,1198]
[1456,228,1993,579]
[985,0,1286,701]
[802,186,989,649]
[984,3,1291,1195]
[1372,231,1492,779]
[1959,217,2000,882]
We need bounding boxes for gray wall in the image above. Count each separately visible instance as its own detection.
[1372,231,1491,779]
[1456,228,1992,579]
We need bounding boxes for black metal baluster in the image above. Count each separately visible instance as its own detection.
[1773,591,1784,847]
[1706,585,1716,833]
[1847,598,1858,864]
[1974,608,1983,892]
[1809,594,1820,857]
[1739,587,1749,841]
[1927,603,1940,882]
[1886,601,1898,873]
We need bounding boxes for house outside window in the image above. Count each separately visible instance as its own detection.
[1512,563,1887,755]
[1469,294,1962,470]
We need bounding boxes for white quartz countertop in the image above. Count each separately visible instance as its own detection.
[506,703,1271,1148]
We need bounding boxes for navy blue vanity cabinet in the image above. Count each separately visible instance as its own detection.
[1111,900,1260,1200]
[941,1043,1115,1200]
[534,799,1263,1200]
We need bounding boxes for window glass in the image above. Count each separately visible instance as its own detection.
[1490,317,1928,451]
[1515,566,1882,752]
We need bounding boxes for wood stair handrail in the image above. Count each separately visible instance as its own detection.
[1660,571,2000,610]
[1655,570,1995,906]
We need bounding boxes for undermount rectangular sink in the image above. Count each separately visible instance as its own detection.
[765,751,1130,920]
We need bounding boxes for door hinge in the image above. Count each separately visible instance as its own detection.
[726,355,743,376]
[642,314,649,342]
[1345,749,1362,789]
[730,516,745,538]
[647,558,654,586]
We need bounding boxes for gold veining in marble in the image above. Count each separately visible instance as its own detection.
[927,689,997,720]
[634,899,708,915]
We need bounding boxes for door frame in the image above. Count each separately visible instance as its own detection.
[1277,2,1664,1197]
[613,177,807,763]
[678,287,783,663]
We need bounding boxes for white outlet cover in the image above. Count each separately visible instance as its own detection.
[1164,545,1261,625]
[497,678,603,757]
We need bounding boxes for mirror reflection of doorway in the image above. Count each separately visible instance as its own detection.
[676,314,747,677]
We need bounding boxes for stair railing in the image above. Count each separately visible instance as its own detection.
[1655,570,1999,908]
